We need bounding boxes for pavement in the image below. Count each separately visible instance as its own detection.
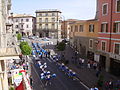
[57,44,120,89]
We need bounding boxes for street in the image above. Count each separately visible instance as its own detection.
[31,56,88,90]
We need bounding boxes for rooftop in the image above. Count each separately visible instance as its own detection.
[36,9,61,13]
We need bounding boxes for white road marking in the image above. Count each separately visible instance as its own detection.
[79,81,89,90]
[46,58,52,62]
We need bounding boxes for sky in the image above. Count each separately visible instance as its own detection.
[12,0,97,20]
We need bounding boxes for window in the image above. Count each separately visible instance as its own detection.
[117,0,120,12]
[39,18,42,22]
[114,43,120,54]
[89,24,94,32]
[89,39,93,48]
[39,13,42,16]
[15,25,19,28]
[45,13,48,16]
[26,19,29,22]
[45,18,48,22]
[45,24,48,29]
[39,24,42,29]
[113,22,120,33]
[52,18,55,22]
[101,23,108,32]
[52,13,55,16]
[21,19,23,22]
[75,25,78,32]
[52,24,55,29]
[102,3,108,15]
[16,19,18,22]
[101,41,106,51]
[26,25,29,28]
[79,25,84,32]
[71,26,73,32]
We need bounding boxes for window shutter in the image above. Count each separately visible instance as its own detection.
[93,25,94,32]
[113,23,116,33]
[106,23,108,32]
[101,24,103,32]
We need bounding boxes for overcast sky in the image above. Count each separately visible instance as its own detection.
[12,0,97,20]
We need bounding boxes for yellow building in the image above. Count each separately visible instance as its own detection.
[36,9,62,39]
[69,19,98,60]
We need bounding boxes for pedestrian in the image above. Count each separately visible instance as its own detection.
[96,68,100,77]
[108,80,113,89]
[93,61,97,70]
[81,59,85,68]
[87,62,91,69]
[30,75,33,87]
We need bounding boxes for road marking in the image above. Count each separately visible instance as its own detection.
[46,58,52,62]
[79,81,89,90]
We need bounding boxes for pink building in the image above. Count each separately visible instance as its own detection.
[97,0,120,76]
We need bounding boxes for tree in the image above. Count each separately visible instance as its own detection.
[20,42,28,49]
[20,41,31,55]
[57,42,66,51]
[17,33,22,40]
[21,45,32,55]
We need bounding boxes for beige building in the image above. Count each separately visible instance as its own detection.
[69,19,98,59]
[36,9,62,39]
[0,0,20,90]
[9,14,36,36]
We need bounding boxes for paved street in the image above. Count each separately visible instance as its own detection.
[31,56,88,90]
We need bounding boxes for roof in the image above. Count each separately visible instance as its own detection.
[36,9,62,13]
[11,14,35,18]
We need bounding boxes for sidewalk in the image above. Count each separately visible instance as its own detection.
[60,44,119,89]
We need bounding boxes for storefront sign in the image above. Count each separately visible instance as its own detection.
[94,54,100,62]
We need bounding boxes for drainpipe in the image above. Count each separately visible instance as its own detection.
[109,0,113,52]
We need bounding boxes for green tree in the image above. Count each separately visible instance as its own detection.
[20,41,28,49]
[57,42,66,51]
[21,45,32,55]
[17,33,22,40]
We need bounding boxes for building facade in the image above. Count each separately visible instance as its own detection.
[61,19,78,39]
[97,0,120,76]
[36,9,62,39]
[9,14,36,36]
[69,20,98,59]
[0,0,20,90]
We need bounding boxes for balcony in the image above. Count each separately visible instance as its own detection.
[0,46,21,60]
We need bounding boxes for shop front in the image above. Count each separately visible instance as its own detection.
[110,58,120,76]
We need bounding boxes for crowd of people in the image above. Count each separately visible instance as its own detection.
[36,60,56,86]
[58,63,77,80]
